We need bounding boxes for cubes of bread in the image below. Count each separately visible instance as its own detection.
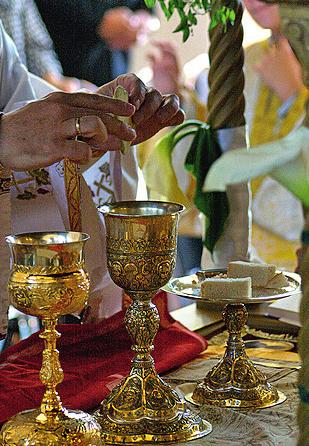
[228,261,276,287]
[200,277,252,299]
[265,272,289,289]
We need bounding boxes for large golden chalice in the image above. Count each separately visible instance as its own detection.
[0,232,102,446]
[95,201,212,444]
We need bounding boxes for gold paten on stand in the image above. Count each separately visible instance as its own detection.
[0,232,102,446]
[95,201,212,444]
[191,302,285,409]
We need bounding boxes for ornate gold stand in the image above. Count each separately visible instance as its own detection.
[0,232,102,446]
[191,303,284,409]
[95,201,212,444]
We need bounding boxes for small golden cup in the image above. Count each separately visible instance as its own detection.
[0,232,102,446]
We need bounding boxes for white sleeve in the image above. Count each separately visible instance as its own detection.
[0,21,55,113]
[0,21,57,337]
[29,72,57,97]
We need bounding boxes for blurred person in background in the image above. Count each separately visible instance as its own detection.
[224,0,307,271]
[146,40,205,277]
[143,0,307,274]
[35,0,156,86]
[0,0,95,91]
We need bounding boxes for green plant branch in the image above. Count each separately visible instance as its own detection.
[144,0,235,41]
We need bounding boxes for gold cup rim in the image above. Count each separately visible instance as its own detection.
[98,200,184,218]
[6,231,90,246]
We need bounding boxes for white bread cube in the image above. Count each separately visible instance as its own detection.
[200,277,252,299]
[265,272,289,289]
[228,261,276,287]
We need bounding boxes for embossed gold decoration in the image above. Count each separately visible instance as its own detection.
[0,232,103,446]
[192,303,285,408]
[165,268,300,408]
[95,201,212,444]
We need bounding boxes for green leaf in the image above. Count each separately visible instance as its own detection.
[144,0,156,7]
[229,9,236,21]
[188,10,198,25]
[202,0,211,11]
[175,0,185,8]
[272,156,309,207]
[158,0,171,18]
[174,128,199,145]
[185,125,229,253]
[182,26,190,41]
[203,127,309,208]
[209,15,219,30]
[227,8,236,26]
[173,16,188,32]
[153,0,236,36]
[168,0,175,15]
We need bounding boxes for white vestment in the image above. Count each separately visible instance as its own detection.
[0,22,138,334]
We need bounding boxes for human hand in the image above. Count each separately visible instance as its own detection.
[254,36,303,102]
[43,72,97,92]
[98,7,142,50]
[0,90,136,171]
[148,40,180,95]
[133,10,159,45]
[43,72,80,92]
[57,77,97,93]
[97,73,185,144]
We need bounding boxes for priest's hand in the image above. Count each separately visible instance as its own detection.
[97,73,185,144]
[0,90,136,171]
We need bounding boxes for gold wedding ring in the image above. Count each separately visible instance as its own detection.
[75,116,82,137]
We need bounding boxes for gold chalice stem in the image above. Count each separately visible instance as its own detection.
[224,303,248,361]
[36,318,64,426]
[125,291,160,367]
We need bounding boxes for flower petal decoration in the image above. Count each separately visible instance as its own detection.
[142,119,230,252]
[203,126,309,207]
[143,120,202,208]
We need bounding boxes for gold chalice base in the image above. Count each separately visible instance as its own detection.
[94,368,212,444]
[186,387,286,409]
[96,409,211,444]
[188,302,288,410]
[188,301,288,410]
[0,408,102,445]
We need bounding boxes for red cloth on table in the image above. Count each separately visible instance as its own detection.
[0,291,206,425]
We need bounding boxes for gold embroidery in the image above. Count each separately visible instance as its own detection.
[0,159,12,194]
[0,177,12,195]
[14,169,52,200]
[64,160,81,231]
